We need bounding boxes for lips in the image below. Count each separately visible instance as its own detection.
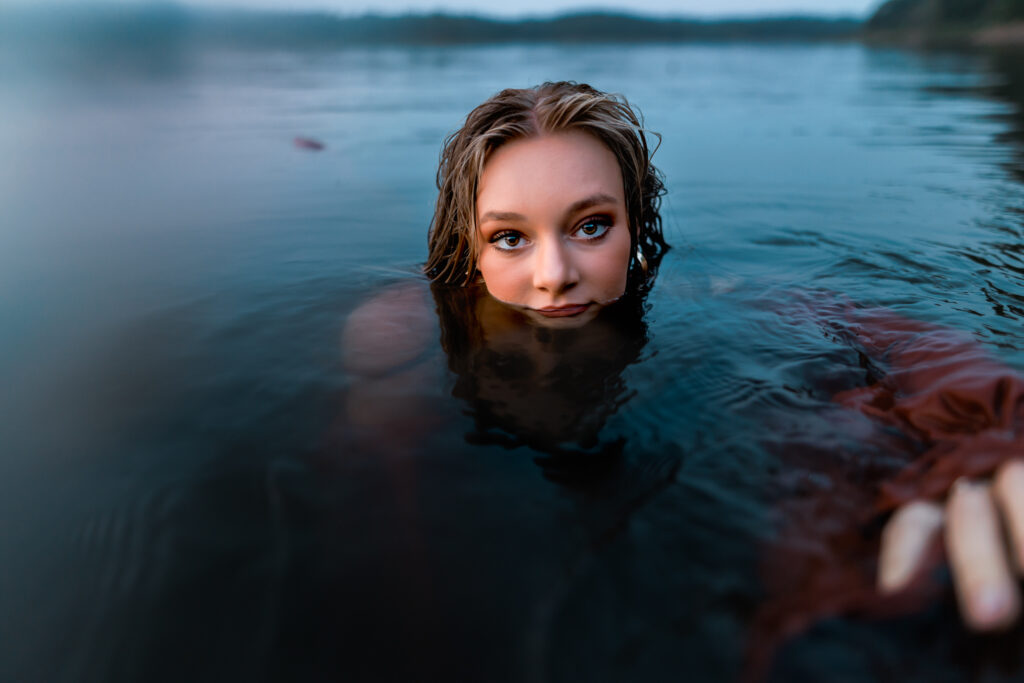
[534,304,591,318]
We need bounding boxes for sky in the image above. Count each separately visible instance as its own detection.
[12,0,886,19]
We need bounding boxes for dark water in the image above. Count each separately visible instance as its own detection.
[1,42,1023,682]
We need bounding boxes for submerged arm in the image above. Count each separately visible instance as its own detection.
[341,281,440,450]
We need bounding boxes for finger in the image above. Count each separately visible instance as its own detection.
[993,460,1024,574]
[947,478,1021,631]
[878,500,944,593]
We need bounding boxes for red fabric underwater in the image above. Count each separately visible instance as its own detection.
[745,299,1024,681]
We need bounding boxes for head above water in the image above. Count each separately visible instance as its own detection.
[425,81,668,324]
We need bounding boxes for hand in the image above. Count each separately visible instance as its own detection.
[878,460,1024,631]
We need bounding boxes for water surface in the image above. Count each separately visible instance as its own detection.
[1,42,1024,682]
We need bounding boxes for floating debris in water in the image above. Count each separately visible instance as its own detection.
[293,136,325,151]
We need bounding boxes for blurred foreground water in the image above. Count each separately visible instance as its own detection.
[1,39,1024,682]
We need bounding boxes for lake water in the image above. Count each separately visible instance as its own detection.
[2,41,1024,682]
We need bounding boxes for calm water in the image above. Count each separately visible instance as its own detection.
[2,42,1024,682]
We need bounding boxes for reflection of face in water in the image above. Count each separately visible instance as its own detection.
[433,283,649,482]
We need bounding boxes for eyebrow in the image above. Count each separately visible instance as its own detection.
[478,192,620,225]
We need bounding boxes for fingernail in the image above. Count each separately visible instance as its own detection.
[974,587,1010,623]
[953,477,977,493]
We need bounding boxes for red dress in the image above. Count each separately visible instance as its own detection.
[746,296,1024,680]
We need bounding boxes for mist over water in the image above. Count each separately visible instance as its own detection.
[1,34,1023,682]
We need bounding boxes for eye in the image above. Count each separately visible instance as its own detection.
[490,230,527,251]
[574,216,612,240]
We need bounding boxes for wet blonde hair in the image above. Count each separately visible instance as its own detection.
[425,81,668,291]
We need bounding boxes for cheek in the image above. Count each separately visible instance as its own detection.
[588,233,632,296]
[477,252,526,301]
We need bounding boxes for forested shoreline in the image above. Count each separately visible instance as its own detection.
[866,0,1024,45]
[0,5,861,49]
[3,2,1023,52]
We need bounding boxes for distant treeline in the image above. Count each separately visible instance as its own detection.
[0,5,862,50]
[868,0,1024,29]
[866,0,1024,43]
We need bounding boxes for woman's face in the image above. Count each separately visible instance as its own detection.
[475,130,632,328]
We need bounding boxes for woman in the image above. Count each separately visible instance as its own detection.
[343,81,1024,657]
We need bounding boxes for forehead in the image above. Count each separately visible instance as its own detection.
[476,131,624,214]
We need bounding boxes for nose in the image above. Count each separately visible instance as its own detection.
[532,236,578,295]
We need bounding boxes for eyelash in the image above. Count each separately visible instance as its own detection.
[488,215,614,252]
[576,215,613,239]
[490,230,525,251]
